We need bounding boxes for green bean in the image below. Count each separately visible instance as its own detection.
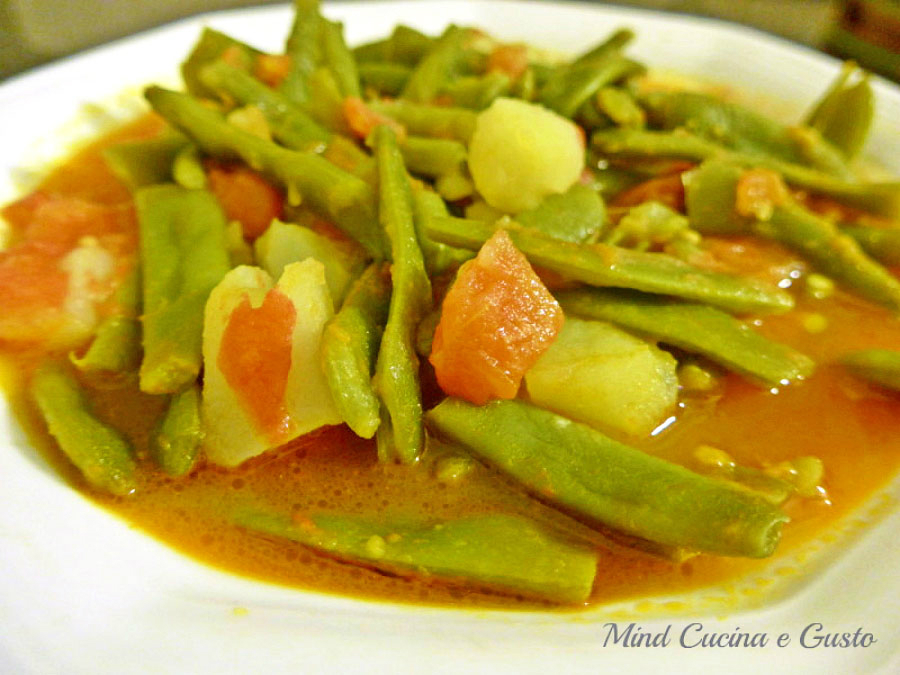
[804,62,874,160]
[593,128,900,218]
[401,26,471,103]
[102,132,187,189]
[304,67,352,134]
[556,287,815,385]
[368,99,477,143]
[70,267,142,382]
[843,225,900,267]
[235,509,598,604]
[426,398,789,557]
[841,349,900,392]
[596,86,645,128]
[31,363,136,496]
[441,72,512,110]
[572,28,635,66]
[280,0,324,106]
[354,25,435,66]
[144,86,387,258]
[181,27,260,99]
[172,143,207,190]
[359,62,411,95]
[372,125,433,463]
[321,263,392,438]
[151,384,202,476]
[400,136,467,179]
[540,55,642,119]
[135,184,231,394]
[425,216,794,314]
[411,187,473,276]
[642,90,852,178]
[516,183,607,243]
[754,203,900,311]
[320,18,360,98]
[683,159,747,235]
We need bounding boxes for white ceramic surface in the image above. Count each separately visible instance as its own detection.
[0,2,898,673]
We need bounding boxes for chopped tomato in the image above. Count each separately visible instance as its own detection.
[611,171,689,211]
[429,229,564,405]
[207,162,284,239]
[254,54,292,88]
[218,288,296,441]
[735,168,788,220]
[342,97,406,142]
[487,44,529,79]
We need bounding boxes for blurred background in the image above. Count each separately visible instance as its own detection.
[1,0,898,81]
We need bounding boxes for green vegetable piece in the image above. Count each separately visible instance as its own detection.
[593,128,900,218]
[31,363,136,496]
[372,125,433,463]
[359,62,412,96]
[525,317,679,437]
[354,25,435,65]
[842,225,900,267]
[425,216,794,314]
[102,132,187,189]
[70,267,142,382]
[368,99,477,143]
[804,62,874,160]
[321,263,392,438]
[400,136,467,179]
[144,86,387,258]
[280,0,324,105]
[684,159,747,235]
[540,55,642,119]
[557,287,815,386]
[642,90,851,178]
[181,27,260,99]
[401,26,471,103]
[442,72,512,110]
[254,220,367,307]
[596,86,645,128]
[135,184,231,394]
[172,143,207,190]
[320,18,361,98]
[427,398,789,558]
[411,188,473,276]
[516,184,607,243]
[236,510,598,604]
[572,28,635,66]
[754,203,900,311]
[603,200,692,249]
[151,384,203,476]
[841,349,900,392]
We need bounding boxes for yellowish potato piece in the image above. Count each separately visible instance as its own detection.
[201,260,341,467]
[524,317,678,437]
[467,97,584,213]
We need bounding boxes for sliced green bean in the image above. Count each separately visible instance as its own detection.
[556,287,814,385]
[181,27,260,99]
[841,349,900,392]
[144,86,387,258]
[572,28,635,66]
[359,61,412,95]
[372,125,433,463]
[151,384,203,476]
[516,184,607,243]
[31,363,136,496]
[425,216,794,314]
[135,184,231,394]
[427,398,789,558]
[70,267,142,382]
[804,62,874,160]
[354,24,435,66]
[441,72,511,110]
[401,26,471,103]
[368,99,477,143]
[842,225,900,267]
[540,55,642,120]
[411,188,473,276]
[280,0,324,106]
[236,509,598,604]
[321,263,392,438]
[102,132,187,189]
[320,18,360,98]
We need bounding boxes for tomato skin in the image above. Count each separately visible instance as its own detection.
[207,163,284,240]
[429,229,564,405]
[342,97,406,142]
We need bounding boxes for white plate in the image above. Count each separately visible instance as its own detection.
[1,2,898,673]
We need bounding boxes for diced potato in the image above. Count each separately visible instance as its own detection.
[201,260,341,467]
[467,97,584,213]
[524,317,678,437]
[254,220,366,307]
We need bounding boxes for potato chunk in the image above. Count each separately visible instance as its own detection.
[524,317,678,437]
[467,97,584,213]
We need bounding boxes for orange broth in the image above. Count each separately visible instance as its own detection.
[2,115,900,611]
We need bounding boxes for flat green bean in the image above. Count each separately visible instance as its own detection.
[841,349,900,392]
[151,384,203,476]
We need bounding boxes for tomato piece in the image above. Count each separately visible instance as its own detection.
[207,163,284,239]
[611,172,688,211]
[487,44,529,79]
[735,168,788,220]
[254,54,292,88]
[429,229,564,405]
[217,287,297,441]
